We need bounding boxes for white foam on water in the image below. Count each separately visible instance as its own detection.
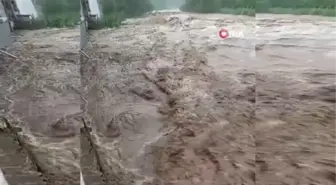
[0,169,9,185]
[80,171,85,185]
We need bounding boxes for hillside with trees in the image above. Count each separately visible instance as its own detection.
[39,0,335,28]
[39,0,80,27]
[181,0,335,16]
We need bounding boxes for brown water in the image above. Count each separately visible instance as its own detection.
[82,11,335,185]
[0,10,335,185]
[0,28,80,185]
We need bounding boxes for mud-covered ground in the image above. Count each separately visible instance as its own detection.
[82,11,335,185]
[0,29,81,185]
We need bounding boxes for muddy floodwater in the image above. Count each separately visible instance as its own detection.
[0,29,81,185]
[82,11,335,185]
[1,10,336,185]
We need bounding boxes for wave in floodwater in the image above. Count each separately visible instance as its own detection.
[149,8,181,13]
[0,169,8,185]
[80,171,85,185]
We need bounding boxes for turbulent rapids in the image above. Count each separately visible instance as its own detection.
[0,2,335,185]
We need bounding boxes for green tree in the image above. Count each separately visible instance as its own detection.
[39,0,80,27]
[100,0,153,27]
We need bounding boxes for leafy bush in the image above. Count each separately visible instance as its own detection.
[181,0,255,15]
[37,0,154,28]
[39,0,80,28]
[267,8,336,16]
[35,0,335,28]
[180,0,335,16]
[100,0,153,27]
[256,0,335,15]
[150,0,185,10]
